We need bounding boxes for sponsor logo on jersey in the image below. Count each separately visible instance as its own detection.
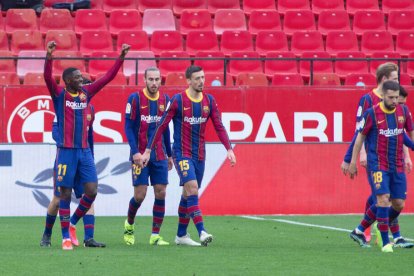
[141,115,161,123]
[184,116,208,125]
[379,128,404,137]
[66,101,87,110]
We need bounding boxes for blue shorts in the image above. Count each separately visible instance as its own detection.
[54,168,84,199]
[365,167,377,203]
[54,148,97,190]
[131,159,168,186]
[370,170,407,200]
[173,157,205,187]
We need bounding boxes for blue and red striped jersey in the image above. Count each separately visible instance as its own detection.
[147,89,232,160]
[44,57,123,148]
[125,88,171,161]
[360,102,414,172]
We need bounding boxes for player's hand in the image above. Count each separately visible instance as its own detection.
[405,156,412,173]
[359,150,367,168]
[341,161,350,176]
[227,149,236,167]
[46,41,56,55]
[120,44,130,58]
[132,152,142,165]
[348,163,358,179]
[138,149,151,168]
[167,157,173,171]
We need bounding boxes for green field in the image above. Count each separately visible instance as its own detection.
[1,215,413,275]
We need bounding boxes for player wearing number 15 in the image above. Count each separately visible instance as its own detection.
[139,65,236,246]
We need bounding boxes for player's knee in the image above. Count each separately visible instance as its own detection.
[376,194,391,207]
[60,188,71,201]
[392,199,405,211]
[84,182,98,197]
[154,187,166,199]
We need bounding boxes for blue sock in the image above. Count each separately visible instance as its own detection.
[388,207,401,239]
[59,199,71,239]
[377,206,390,246]
[83,214,95,241]
[152,199,165,234]
[44,213,57,236]
[187,195,205,236]
[177,196,190,237]
[127,197,141,225]
[357,204,377,233]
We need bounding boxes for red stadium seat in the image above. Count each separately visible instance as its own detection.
[88,51,120,79]
[0,72,20,85]
[117,30,149,51]
[369,52,401,73]
[10,30,44,56]
[23,73,46,85]
[165,72,187,86]
[346,0,379,16]
[299,51,333,78]
[207,0,240,14]
[179,9,213,36]
[138,0,172,14]
[204,72,234,86]
[129,73,145,86]
[150,31,183,56]
[0,51,16,72]
[109,10,142,37]
[277,0,310,15]
[317,10,350,36]
[45,30,78,51]
[52,51,86,81]
[17,50,47,78]
[335,51,369,79]
[311,0,344,15]
[142,9,176,35]
[388,10,414,36]
[103,0,137,14]
[40,9,73,35]
[361,31,394,56]
[248,10,281,36]
[255,31,288,56]
[264,52,298,77]
[243,0,276,16]
[80,30,114,57]
[221,31,253,56]
[194,51,225,73]
[271,73,304,86]
[353,11,386,37]
[326,31,359,56]
[186,31,219,56]
[381,0,414,15]
[123,51,156,77]
[236,73,268,86]
[0,31,9,50]
[214,9,247,35]
[229,51,262,77]
[406,52,414,78]
[283,10,316,36]
[312,73,341,86]
[399,73,412,86]
[396,31,414,57]
[5,9,38,35]
[158,51,191,78]
[173,0,207,16]
[291,31,324,56]
[344,73,377,86]
[74,9,107,36]
[96,72,127,85]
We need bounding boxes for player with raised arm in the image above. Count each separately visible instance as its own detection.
[44,41,129,250]
[139,65,236,246]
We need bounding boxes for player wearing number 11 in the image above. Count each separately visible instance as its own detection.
[138,65,236,246]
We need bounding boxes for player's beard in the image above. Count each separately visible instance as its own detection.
[384,101,396,110]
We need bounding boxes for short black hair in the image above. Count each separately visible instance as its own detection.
[62,67,78,83]
[382,80,400,93]
[399,84,408,98]
[185,65,203,79]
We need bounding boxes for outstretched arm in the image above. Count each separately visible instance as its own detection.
[44,41,61,97]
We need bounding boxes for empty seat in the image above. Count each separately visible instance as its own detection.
[109,10,142,37]
[194,51,225,73]
[382,0,414,15]
[346,0,379,16]
[52,51,86,80]
[396,31,414,57]
[207,0,240,14]
[291,31,324,56]
[150,31,183,56]
[335,51,369,79]
[264,52,298,77]
[229,51,262,77]
[326,31,359,56]
[137,0,172,14]
[80,31,114,56]
[75,9,107,36]
[317,10,350,36]
[129,73,145,85]
[24,73,46,85]
[406,52,414,78]
[173,0,207,16]
[5,9,38,35]
[388,10,414,36]
[255,31,288,56]
[353,11,386,37]
[117,30,149,51]
[299,51,333,78]
[123,51,156,77]
[88,51,120,78]
[142,9,176,35]
[40,9,73,35]
[311,0,344,15]
[236,73,268,86]
[96,72,127,85]
[186,31,219,56]
[312,73,341,85]
[278,0,310,15]
[221,31,253,56]
[370,52,401,73]
[179,9,213,36]
[0,51,16,72]
[399,73,412,86]
[103,0,137,14]
[243,0,276,16]
[0,31,9,50]
[158,51,191,78]
[45,30,78,51]
[272,73,304,86]
[165,72,187,86]
[361,31,394,56]
[17,50,46,78]
[0,72,20,85]
[283,10,316,36]
[204,72,234,86]
[11,30,44,56]
[214,9,247,35]
[248,10,281,36]
[344,73,377,86]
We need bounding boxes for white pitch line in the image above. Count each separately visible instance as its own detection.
[241,215,414,242]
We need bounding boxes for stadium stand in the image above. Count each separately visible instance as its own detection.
[137,0,172,14]
[172,0,207,16]
[264,52,298,77]
[335,51,369,79]
[346,0,379,16]
[396,31,414,57]
[214,9,247,35]
[123,51,156,78]
[23,73,46,85]
[221,31,254,56]
[271,74,304,86]
[150,30,183,56]
[207,0,240,14]
[0,72,20,85]
[116,30,150,51]
[102,0,137,14]
[0,51,16,72]
[277,0,310,15]
[360,31,394,56]
[158,51,191,78]
[283,10,316,36]
[45,30,78,52]
[317,10,350,36]
[52,51,86,81]
[353,11,386,37]
[5,9,38,35]
[255,31,288,56]
[311,0,344,15]
[142,9,176,35]
[165,72,187,86]
[248,10,281,36]
[236,73,268,86]
[16,50,46,78]
[109,10,143,37]
[10,30,44,55]
[179,9,213,36]
[74,9,107,36]
[290,31,324,56]
[186,31,219,56]
[381,0,414,15]
[228,51,262,77]
[388,10,414,36]
[194,51,225,73]
[325,31,359,56]
[243,0,276,16]
[39,9,73,35]
[79,30,114,56]
[96,72,128,85]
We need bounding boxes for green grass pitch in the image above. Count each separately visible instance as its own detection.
[0,215,413,275]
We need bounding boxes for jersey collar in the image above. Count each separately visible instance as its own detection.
[185,89,203,103]
[143,88,159,101]
[379,102,396,114]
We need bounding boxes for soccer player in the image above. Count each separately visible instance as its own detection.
[44,41,130,250]
[123,67,173,246]
[347,81,414,253]
[138,65,236,246]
